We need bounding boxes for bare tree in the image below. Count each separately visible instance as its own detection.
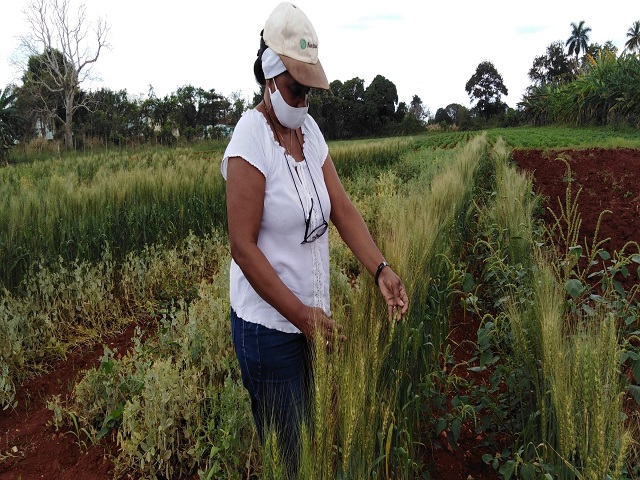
[17,0,109,149]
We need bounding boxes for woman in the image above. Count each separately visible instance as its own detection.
[221,2,409,475]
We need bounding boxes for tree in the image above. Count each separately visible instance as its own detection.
[528,41,572,86]
[171,85,229,140]
[433,107,452,126]
[394,101,408,122]
[587,41,618,59]
[335,77,366,138]
[0,86,24,162]
[465,61,508,119]
[228,91,248,125]
[363,75,398,135]
[625,20,640,55]
[20,49,68,139]
[80,88,141,146]
[309,83,340,139]
[17,0,109,149]
[144,92,178,145]
[408,95,429,123]
[566,20,591,59]
[445,103,471,128]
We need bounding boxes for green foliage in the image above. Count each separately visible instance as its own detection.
[0,145,227,290]
[0,86,24,161]
[68,253,255,478]
[79,88,144,146]
[0,248,122,408]
[0,232,226,411]
[520,52,640,127]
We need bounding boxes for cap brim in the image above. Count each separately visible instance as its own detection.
[279,55,330,90]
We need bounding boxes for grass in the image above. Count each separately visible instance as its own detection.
[0,146,227,290]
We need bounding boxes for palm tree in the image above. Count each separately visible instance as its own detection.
[566,20,592,59]
[0,86,24,163]
[625,20,640,55]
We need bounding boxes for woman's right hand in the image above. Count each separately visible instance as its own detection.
[299,305,347,348]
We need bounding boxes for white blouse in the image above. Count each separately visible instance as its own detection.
[221,109,331,333]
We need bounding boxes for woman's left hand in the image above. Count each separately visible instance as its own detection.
[378,267,409,322]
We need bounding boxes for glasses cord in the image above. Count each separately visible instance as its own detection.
[265,104,324,225]
[292,128,325,222]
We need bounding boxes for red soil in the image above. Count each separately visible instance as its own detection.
[0,324,137,480]
[514,148,640,264]
[1,147,638,480]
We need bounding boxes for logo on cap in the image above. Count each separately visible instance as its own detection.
[299,38,307,50]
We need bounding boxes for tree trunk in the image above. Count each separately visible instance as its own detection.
[64,91,74,150]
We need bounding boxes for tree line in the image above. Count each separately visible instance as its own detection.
[425,20,640,130]
[1,72,429,151]
[519,20,640,126]
[1,0,639,162]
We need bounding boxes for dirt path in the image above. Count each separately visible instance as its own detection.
[0,323,139,480]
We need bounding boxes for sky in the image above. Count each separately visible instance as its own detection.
[0,0,635,115]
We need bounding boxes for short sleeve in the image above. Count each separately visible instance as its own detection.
[302,114,329,167]
[221,110,269,180]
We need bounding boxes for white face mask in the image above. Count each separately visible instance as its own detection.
[269,78,308,130]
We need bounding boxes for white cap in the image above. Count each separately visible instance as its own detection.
[262,2,330,90]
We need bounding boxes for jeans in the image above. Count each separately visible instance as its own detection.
[231,309,312,478]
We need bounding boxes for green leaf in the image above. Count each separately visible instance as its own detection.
[499,460,516,480]
[565,279,584,299]
[598,250,611,260]
[435,418,447,436]
[100,358,114,374]
[462,273,475,293]
[627,351,640,361]
[450,418,462,444]
[569,245,583,258]
[629,385,640,404]
[480,350,499,367]
[582,304,596,317]
[482,453,494,464]
[468,366,487,373]
[633,359,640,384]
[631,254,640,264]
[613,280,626,296]
[521,463,536,480]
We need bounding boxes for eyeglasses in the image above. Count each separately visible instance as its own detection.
[302,198,328,244]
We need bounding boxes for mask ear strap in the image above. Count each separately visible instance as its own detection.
[266,78,275,95]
